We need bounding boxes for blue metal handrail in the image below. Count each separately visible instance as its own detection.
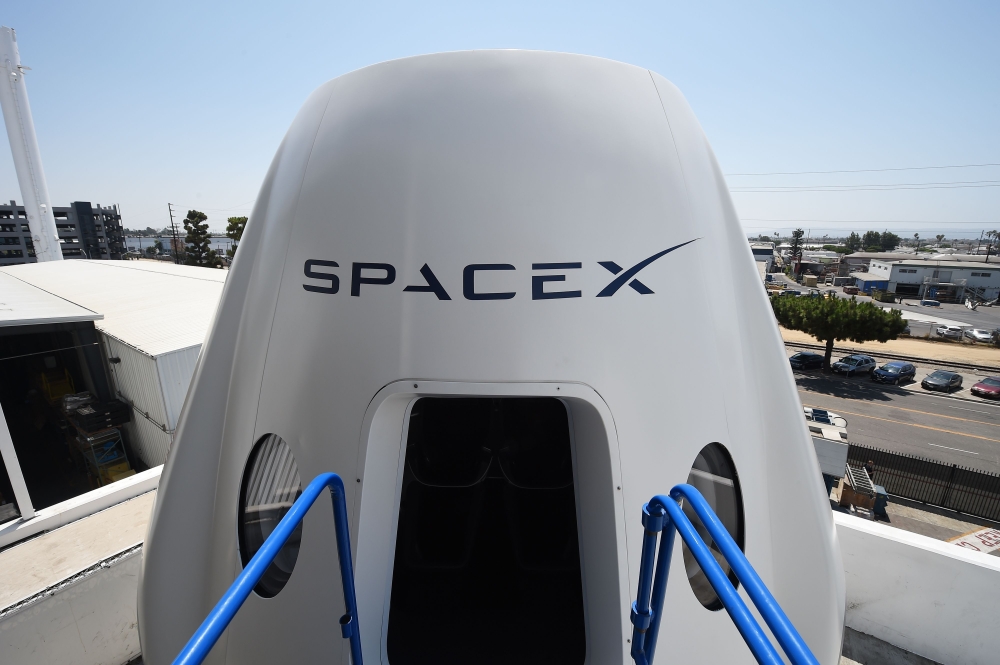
[172,472,363,665]
[629,484,819,665]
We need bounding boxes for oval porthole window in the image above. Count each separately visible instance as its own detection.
[238,433,303,598]
[681,442,745,611]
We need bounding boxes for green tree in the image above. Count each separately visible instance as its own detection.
[861,231,881,251]
[913,233,920,249]
[880,231,901,252]
[789,227,804,255]
[770,295,907,370]
[226,216,248,260]
[183,210,221,268]
[935,234,945,244]
[845,232,861,252]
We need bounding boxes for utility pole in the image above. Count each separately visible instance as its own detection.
[0,26,62,262]
[167,203,180,264]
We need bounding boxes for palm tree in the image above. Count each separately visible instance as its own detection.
[986,230,998,262]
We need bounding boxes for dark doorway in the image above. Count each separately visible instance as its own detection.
[0,323,135,510]
[387,397,586,665]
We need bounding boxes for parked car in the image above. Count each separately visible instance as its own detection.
[935,325,964,339]
[789,352,824,370]
[971,377,1000,398]
[871,361,916,385]
[964,328,993,343]
[831,354,877,376]
[920,299,941,307]
[843,286,860,295]
[921,370,963,392]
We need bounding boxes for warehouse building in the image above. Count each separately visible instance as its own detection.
[749,241,775,272]
[0,260,224,548]
[853,259,1000,302]
[0,200,127,265]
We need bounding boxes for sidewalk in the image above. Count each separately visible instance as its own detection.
[780,326,1000,369]
[832,493,1000,558]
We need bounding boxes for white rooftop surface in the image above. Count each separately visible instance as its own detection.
[0,272,102,327]
[0,260,226,357]
[877,258,1000,269]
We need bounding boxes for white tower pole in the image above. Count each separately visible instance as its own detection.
[0,26,62,262]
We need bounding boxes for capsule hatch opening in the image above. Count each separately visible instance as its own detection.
[386,397,586,664]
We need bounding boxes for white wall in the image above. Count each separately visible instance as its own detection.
[155,346,200,432]
[868,260,892,278]
[836,512,1000,665]
[0,547,142,665]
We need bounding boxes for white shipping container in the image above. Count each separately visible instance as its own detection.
[102,334,200,467]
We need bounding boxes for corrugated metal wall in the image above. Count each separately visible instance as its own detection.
[127,413,172,467]
[101,334,179,467]
[155,346,201,432]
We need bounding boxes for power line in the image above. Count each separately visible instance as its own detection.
[731,180,1000,193]
[725,162,1000,177]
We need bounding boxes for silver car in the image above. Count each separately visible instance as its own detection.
[964,328,993,343]
[831,354,877,377]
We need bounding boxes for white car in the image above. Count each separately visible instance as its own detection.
[964,328,993,342]
[935,325,963,339]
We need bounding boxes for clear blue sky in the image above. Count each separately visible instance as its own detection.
[2,1,998,239]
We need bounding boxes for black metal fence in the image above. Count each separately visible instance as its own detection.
[847,443,1000,523]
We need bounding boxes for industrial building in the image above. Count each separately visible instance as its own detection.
[852,258,1000,301]
[0,200,127,266]
[749,241,775,272]
[0,260,224,549]
[842,251,997,273]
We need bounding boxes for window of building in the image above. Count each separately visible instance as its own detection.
[387,397,586,664]
[972,272,992,277]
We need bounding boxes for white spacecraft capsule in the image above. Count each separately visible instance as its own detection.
[138,50,845,665]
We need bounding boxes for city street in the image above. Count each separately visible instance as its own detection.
[795,371,1000,474]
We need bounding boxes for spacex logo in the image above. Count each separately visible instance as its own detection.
[302,239,697,301]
